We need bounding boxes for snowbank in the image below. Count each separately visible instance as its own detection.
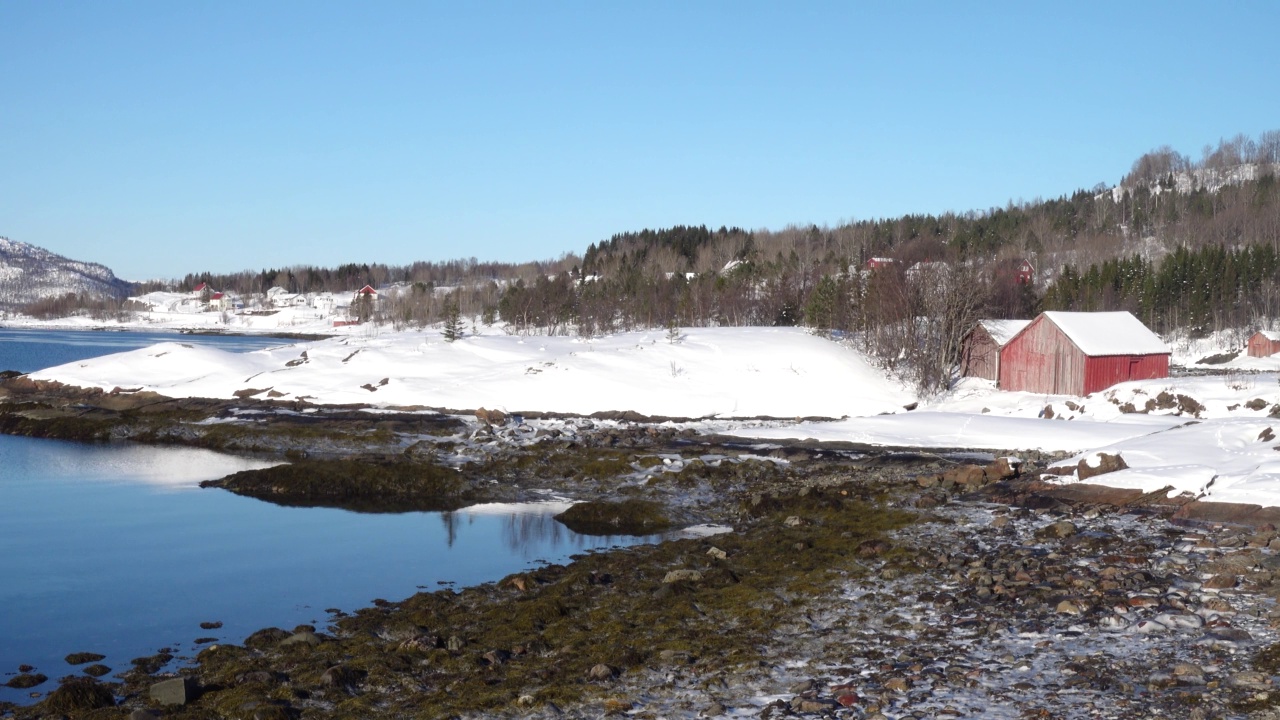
[28,327,914,419]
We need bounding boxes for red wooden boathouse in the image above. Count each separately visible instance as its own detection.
[1247,330,1280,357]
[998,311,1169,395]
[960,319,1031,381]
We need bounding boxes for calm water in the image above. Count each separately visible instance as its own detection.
[0,330,654,701]
[0,327,291,373]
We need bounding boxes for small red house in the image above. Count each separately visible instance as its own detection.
[1247,330,1280,357]
[960,319,1031,381]
[1014,259,1035,285]
[865,257,896,270]
[999,311,1169,395]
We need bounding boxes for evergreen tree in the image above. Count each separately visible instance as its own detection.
[442,295,464,342]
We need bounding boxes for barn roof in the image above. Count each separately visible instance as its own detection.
[976,319,1031,346]
[1039,311,1169,356]
[1254,330,1280,342]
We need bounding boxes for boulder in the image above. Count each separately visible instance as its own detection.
[150,676,199,706]
[1077,453,1128,481]
[1036,520,1078,539]
[662,569,704,584]
[944,464,988,488]
[279,630,322,647]
[985,457,1020,480]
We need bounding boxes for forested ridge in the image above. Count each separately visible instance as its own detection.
[20,130,1280,389]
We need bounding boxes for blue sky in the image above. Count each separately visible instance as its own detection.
[2,1,1277,281]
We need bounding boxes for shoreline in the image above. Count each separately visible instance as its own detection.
[6,381,1280,716]
[0,321,334,342]
[6,430,1280,717]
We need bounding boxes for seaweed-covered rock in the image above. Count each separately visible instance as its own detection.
[554,499,672,535]
[65,652,106,665]
[128,652,174,675]
[244,627,291,650]
[43,678,115,714]
[5,672,47,689]
[202,458,470,513]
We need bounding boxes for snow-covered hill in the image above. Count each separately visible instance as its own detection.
[0,237,131,308]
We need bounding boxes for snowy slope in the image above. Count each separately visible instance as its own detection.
[28,327,914,418]
[0,238,131,308]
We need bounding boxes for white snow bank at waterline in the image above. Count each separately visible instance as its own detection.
[27,327,916,419]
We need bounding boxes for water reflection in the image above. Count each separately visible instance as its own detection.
[0,435,660,704]
[439,502,657,552]
[35,439,280,489]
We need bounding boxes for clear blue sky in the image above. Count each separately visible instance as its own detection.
[2,1,1277,281]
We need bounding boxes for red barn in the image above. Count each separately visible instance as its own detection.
[960,319,1031,381]
[1247,331,1280,357]
[999,311,1169,395]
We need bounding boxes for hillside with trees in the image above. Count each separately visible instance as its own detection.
[12,129,1280,390]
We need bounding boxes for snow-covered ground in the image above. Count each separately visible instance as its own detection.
[24,322,1280,508]
[25,327,913,418]
[731,371,1280,508]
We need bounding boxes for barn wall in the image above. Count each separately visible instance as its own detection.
[1248,334,1280,357]
[1081,354,1170,395]
[998,317,1086,395]
[961,328,1000,380]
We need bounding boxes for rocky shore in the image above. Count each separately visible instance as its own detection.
[5,380,1280,718]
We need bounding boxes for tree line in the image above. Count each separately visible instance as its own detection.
[1041,243,1280,336]
[22,129,1280,390]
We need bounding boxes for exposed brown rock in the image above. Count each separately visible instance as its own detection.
[1077,453,1128,481]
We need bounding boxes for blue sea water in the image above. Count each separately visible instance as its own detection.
[0,330,651,702]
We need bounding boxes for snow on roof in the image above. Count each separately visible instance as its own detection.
[976,319,1031,346]
[1254,330,1280,342]
[1039,311,1169,356]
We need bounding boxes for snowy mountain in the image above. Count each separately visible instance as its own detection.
[0,237,131,308]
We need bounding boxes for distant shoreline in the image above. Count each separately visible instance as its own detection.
[0,320,335,342]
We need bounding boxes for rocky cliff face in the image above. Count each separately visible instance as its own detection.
[0,237,131,308]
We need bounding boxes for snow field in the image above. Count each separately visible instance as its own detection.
[28,327,913,419]
[29,323,1280,508]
